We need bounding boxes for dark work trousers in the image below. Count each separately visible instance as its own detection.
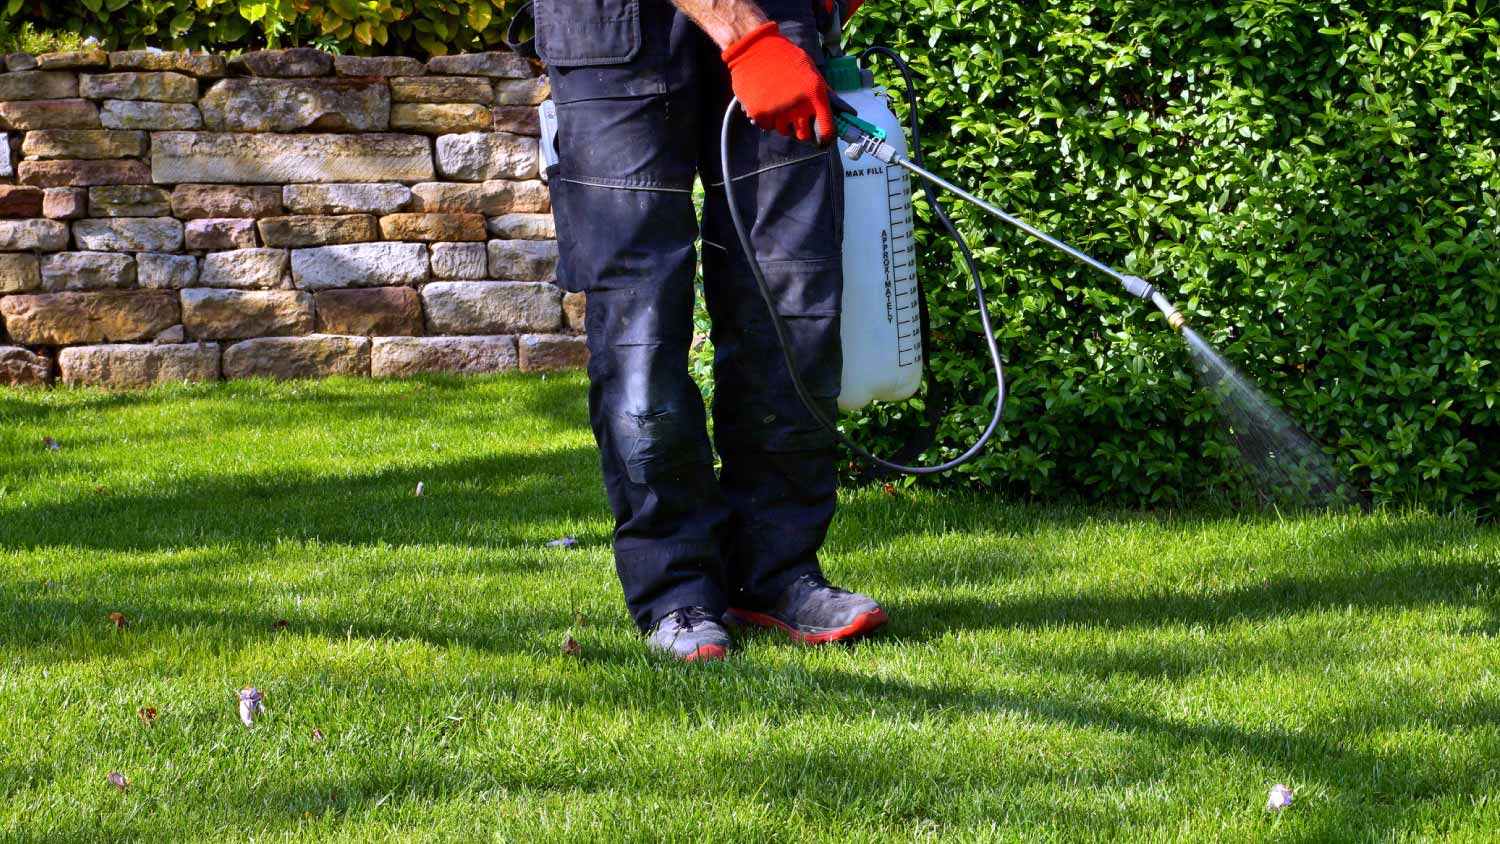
[536,0,844,632]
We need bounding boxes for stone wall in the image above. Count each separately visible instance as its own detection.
[0,46,585,389]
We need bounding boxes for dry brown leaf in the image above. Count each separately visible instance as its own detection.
[311,728,325,741]
[138,707,158,726]
[271,619,289,631]
[108,612,127,630]
[561,634,582,657]
[107,771,129,790]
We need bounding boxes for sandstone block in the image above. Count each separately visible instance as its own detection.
[487,213,555,240]
[0,71,79,101]
[0,345,52,386]
[508,180,551,213]
[314,286,422,335]
[185,218,259,251]
[0,219,68,251]
[380,213,486,242]
[0,99,100,130]
[519,333,589,371]
[18,159,152,187]
[0,253,41,292]
[563,291,586,332]
[22,129,148,160]
[39,251,136,290]
[100,100,203,130]
[409,181,514,215]
[494,77,550,105]
[182,288,313,339]
[427,53,532,79]
[282,183,411,215]
[200,78,390,132]
[199,248,290,289]
[42,188,87,219]
[258,214,377,248]
[4,54,39,73]
[138,253,198,289]
[228,48,333,78]
[488,239,558,281]
[0,290,178,344]
[389,76,492,104]
[390,102,491,134]
[154,324,186,344]
[36,49,108,70]
[335,55,425,78]
[290,242,429,291]
[171,185,283,219]
[371,335,518,376]
[73,217,183,252]
[87,185,171,217]
[151,132,435,184]
[80,72,198,103]
[108,51,227,78]
[430,242,489,280]
[421,281,562,334]
[436,132,538,181]
[0,186,45,218]
[493,105,540,136]
[222,334,370,380]
[59,342,220,387]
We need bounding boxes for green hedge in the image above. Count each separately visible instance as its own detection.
[0,0,512,56]
[841,0,1499,515]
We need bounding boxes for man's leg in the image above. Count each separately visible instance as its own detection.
[696,8,844,610]
[546,4,732,635]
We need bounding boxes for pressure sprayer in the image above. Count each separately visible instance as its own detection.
[719,35,1187,476]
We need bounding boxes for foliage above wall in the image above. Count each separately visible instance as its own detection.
[1,0,513,56]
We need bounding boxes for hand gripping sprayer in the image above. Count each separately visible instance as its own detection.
[719,31,1187,477]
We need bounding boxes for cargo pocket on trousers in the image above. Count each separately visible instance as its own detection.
[544,163,587,293]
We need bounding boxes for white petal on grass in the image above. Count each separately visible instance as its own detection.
[238,687,264,726]
[1266,784,1294,812]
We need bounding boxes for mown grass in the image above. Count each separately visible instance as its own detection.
[1,374,1497,843]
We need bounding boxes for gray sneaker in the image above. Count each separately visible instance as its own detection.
[646,607,732,662]
[727,574,888,644]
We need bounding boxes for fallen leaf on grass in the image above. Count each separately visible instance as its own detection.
[414,481,425,496]
[94,486,110,495]
[107,771,129,790]
[546,536,579,549]
[561,635,582,657]
[238,687,264,726]
[1266,784,1294,812]
[138,707,158,726]
[43,437,59,452]
[311,728,325,741]
[882,482,897,496]
[271,619,289,631]
[108,612,127,630]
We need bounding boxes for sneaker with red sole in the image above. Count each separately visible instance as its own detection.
[646,607,732,662]
[726,574,888,644]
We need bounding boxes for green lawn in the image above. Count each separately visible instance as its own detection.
[2,375,1497,843]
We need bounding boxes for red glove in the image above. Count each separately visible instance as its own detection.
[722,21,835,144]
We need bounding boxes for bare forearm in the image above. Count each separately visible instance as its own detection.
[668,0,769,50]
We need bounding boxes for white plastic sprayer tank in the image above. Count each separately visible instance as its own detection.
[829,57,923,412]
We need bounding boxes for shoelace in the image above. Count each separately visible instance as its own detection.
[670,607,718,631]
[795,573,849,596]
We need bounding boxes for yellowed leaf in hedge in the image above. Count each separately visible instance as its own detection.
[467,2,492,31]
[354,21,373,44]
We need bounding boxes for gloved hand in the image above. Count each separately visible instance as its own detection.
[722,21,835,144]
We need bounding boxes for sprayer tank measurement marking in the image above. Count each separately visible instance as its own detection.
[887,166,921,367]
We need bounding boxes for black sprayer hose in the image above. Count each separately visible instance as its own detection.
[718,58,1007,476]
